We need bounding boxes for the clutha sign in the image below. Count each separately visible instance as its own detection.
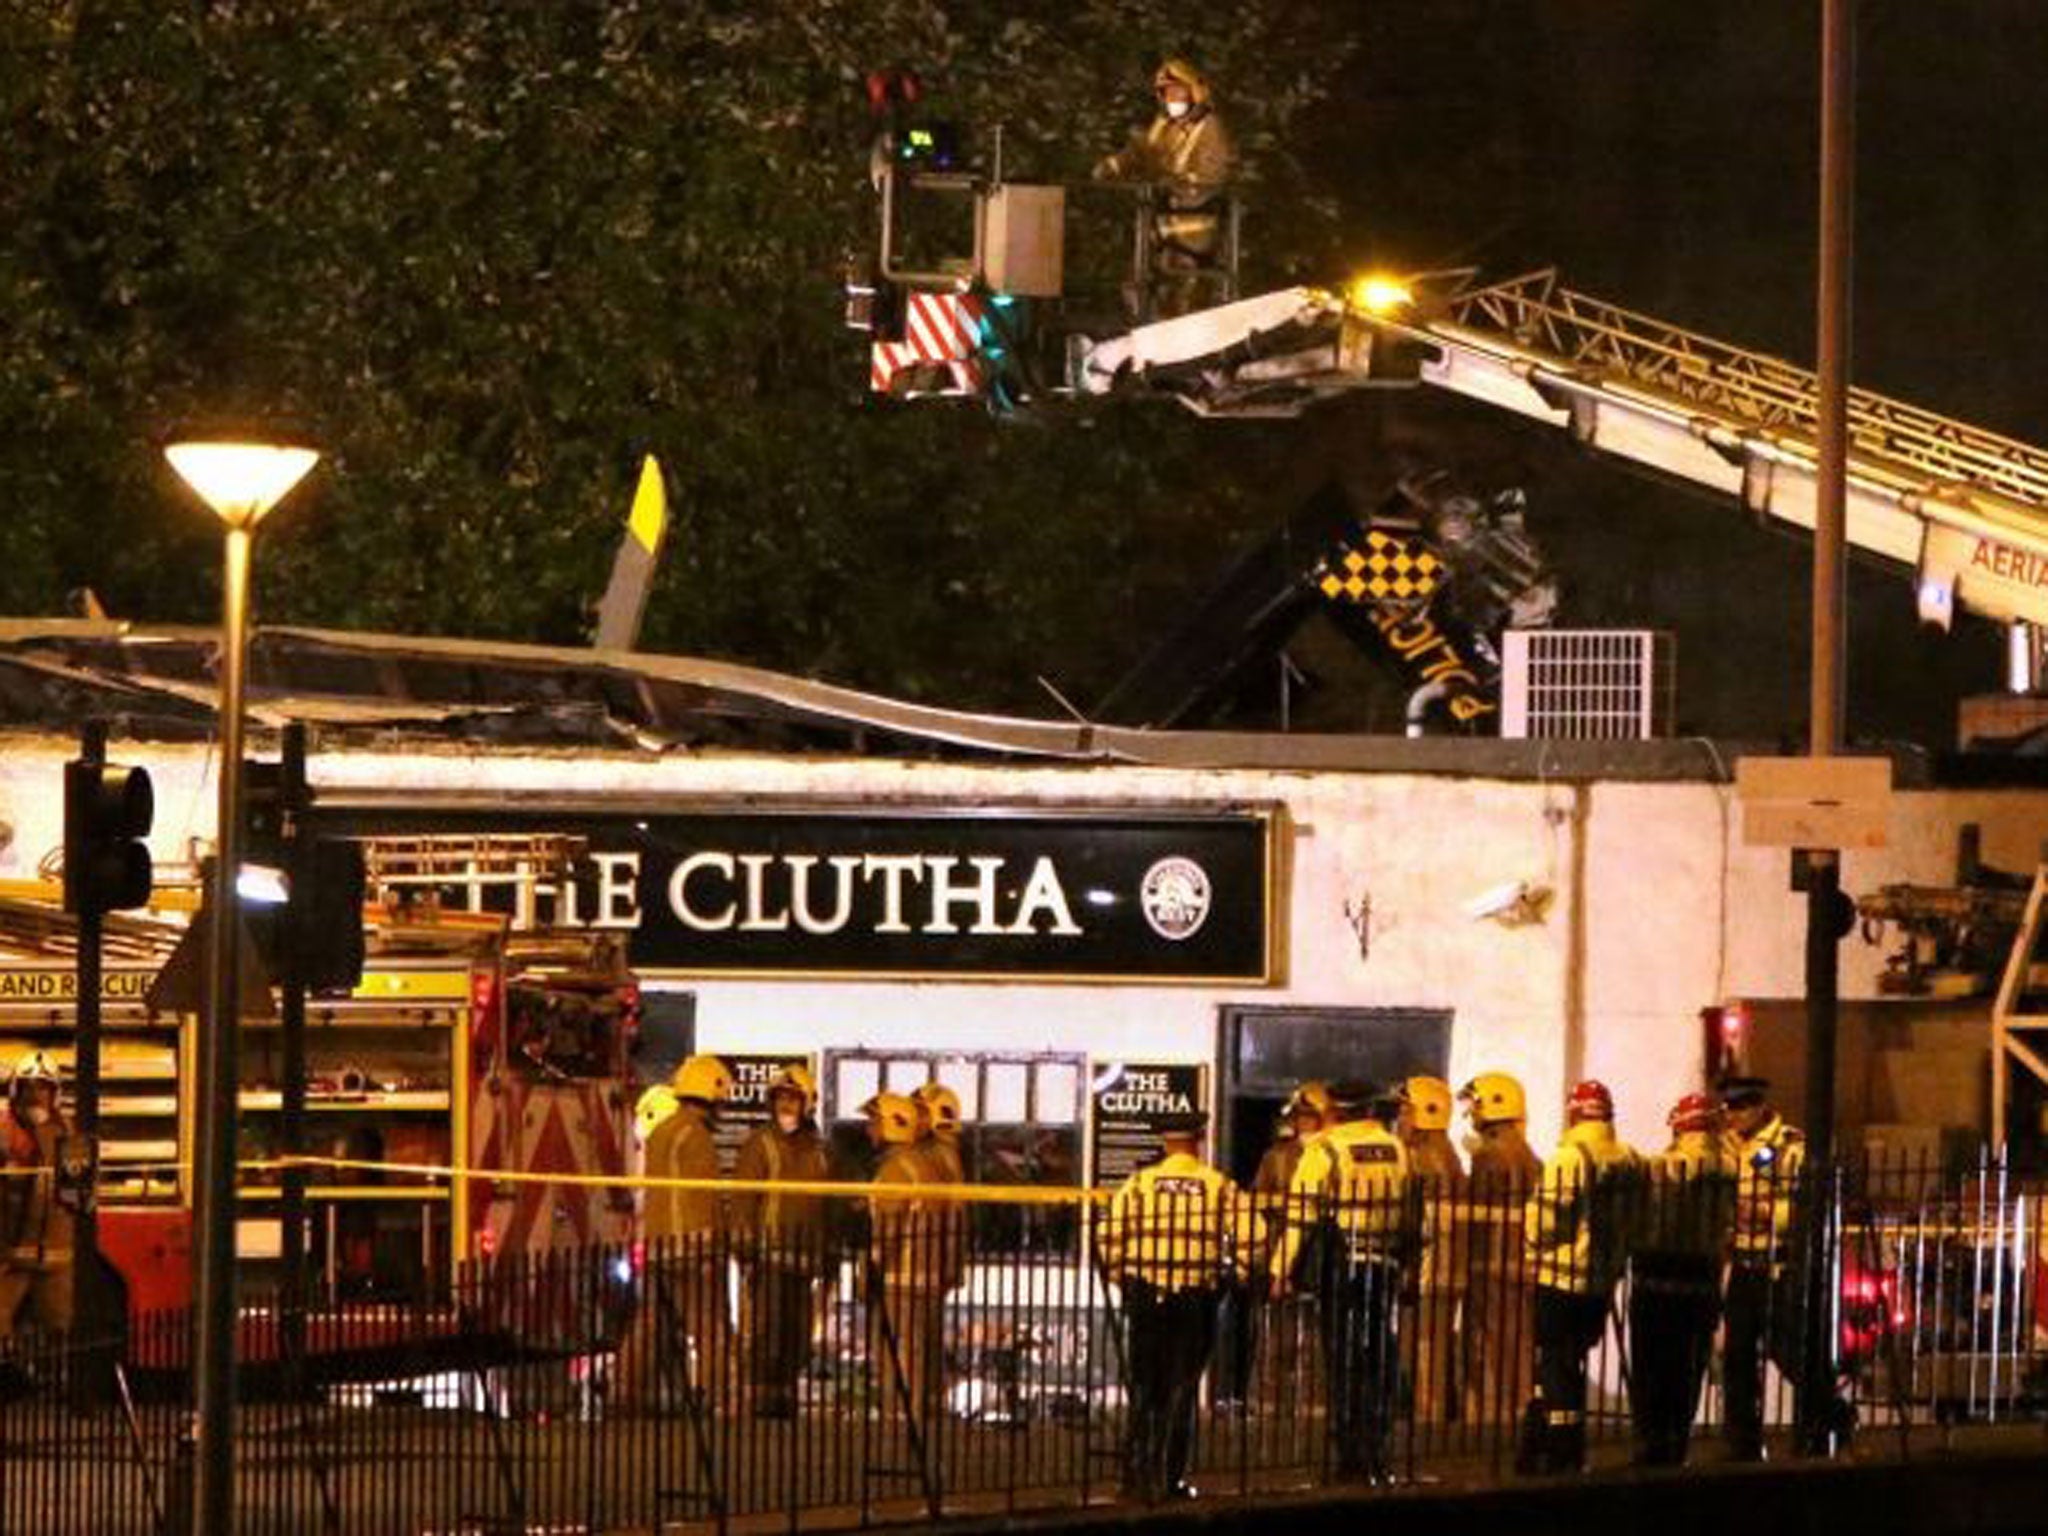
[318,806,1274,983]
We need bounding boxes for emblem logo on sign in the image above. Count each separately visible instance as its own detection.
[1140,857,1212,941]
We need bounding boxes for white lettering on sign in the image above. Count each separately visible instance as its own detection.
[1099,1069,1197,1116]
[658,851,1086,939]
[670,852,738,929]
[594,853,642,928]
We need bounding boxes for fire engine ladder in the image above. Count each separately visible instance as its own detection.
[1991,863,2048,1146]
[1076,270,2048,634]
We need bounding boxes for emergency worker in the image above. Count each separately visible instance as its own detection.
[865,1091,945,1422]
[1629,1092,1737,1466]
[732,1063,832,1419]
[1457,1072,1541,1428]
[1272,1081,1414,1482]
[1099,1110,1257,1502]
[0,1053,76,1340]
[1238,1081,1331,1405]
[1093,57,1235,317]
[910,1082,969,1409]
[1720,1076,1809,1461]
[1399,1075,1468,1425]
[1518,1080,1642,1475]
[620,1054,731,1409]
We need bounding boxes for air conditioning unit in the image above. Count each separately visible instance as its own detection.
[1501,629,1674,740]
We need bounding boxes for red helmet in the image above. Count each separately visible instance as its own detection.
[1668,1092,1720,1134]
[1566,1080,1614,1123]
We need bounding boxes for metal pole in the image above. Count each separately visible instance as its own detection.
[73,720,107,1260]
[1802,0,1855,1460]
[193,521,251,1534]
[279,724,309,1385]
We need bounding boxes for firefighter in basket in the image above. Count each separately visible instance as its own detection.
[1093,57,1235,318]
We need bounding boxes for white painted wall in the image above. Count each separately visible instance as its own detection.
[2,730,2041,1154]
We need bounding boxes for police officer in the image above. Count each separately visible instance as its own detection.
[732,1064,832,1419]
[1100,1109,1256,1502]
[620,1054,731,1410]
[0,1053,77,1341]
[865,1091,945,1422]
[1519,1080,1641,1475]
[1093,58,1235,317]
[1720,1075,1808,1461]
[1629,1092,1737,1466]
[1399,1075,1468,1427]
[1272,1081,1413,1483]
[1457,1072,1541,1428]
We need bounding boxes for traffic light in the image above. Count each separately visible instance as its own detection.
[292,838,367,995]
[63,760,154,916]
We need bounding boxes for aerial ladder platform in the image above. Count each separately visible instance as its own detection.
[1071,269,2048,639]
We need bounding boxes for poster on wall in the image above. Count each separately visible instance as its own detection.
[711,1052,816,1172]
[1089,1061,1207,1188]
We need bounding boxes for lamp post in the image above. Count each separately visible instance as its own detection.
[164,439,318,1535]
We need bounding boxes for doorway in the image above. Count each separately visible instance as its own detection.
[1216,1004,1453,1184]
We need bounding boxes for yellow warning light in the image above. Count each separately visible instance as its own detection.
[1347,275,1414,316]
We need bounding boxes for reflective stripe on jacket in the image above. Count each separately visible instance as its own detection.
[1102,1152,1259,1293]
[1273,1121,1412,1279]
[1525,1120,1642,1295]
[1732,1114,1805,1268]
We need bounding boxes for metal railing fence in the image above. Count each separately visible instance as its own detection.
[0,1146,2040,1534]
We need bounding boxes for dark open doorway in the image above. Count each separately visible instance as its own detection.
[1216,1004,1453,1183]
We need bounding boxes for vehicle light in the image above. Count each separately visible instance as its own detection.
[1348,275,1414,316]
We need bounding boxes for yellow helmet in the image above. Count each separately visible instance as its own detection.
[1401,1076,1454,1133]
[862,1091,919,1146]
[7,1051,58,1098]
[1458,1071,1527,1127]
[767,1062,817,1116]
[913,1082,963,1137]
[635,1084,679,1139]
[1153,57,1212,108]
[1283,1080,1333,1123]
[671,1054,733,1105]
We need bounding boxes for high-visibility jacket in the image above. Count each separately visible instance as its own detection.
[1273,1120,1412,1280]
[1101,1152,1260,1294]
[911,1133,969,1290]
[0,1110,73,1268]
[1525,1120,1642,1295]
[1467,1125,1542,1281]
[1404,1129,1469,1291]
[1637,1131,1739,1262]
[642,1103,721,1242]
[870,1143,938,1288]
[1732,1114,1805,1270]
[732,1122,832,1271]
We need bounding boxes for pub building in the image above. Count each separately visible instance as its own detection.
[0,624,2044,1199]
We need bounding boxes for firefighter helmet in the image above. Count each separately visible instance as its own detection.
[1153,57,1212,108]
[767,1063,817,1116]
[635,1084,680,1139]
[1283,1080,1334,1124]
[1401,1075,1455,1133]
[913,1082,963,1136]
[1458,1071,1527,1127]
[1566,1079,1615,1124]
[671,1054,733,1105]
[1668,1092,1721,1134]
[861,1091,919,1145]
[6,1051,58,1099]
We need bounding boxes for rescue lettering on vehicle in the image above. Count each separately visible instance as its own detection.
[0,970,154,1003]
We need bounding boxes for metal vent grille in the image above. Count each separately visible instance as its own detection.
[1501,629,1674,740]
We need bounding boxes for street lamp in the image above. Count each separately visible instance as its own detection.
[164,437,318,1535]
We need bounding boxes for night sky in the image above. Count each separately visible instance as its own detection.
[1212,1,2044,747]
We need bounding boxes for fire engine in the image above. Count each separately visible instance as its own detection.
[0,831,640,1333]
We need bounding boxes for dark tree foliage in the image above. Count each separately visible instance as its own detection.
[1,1,1357,708]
